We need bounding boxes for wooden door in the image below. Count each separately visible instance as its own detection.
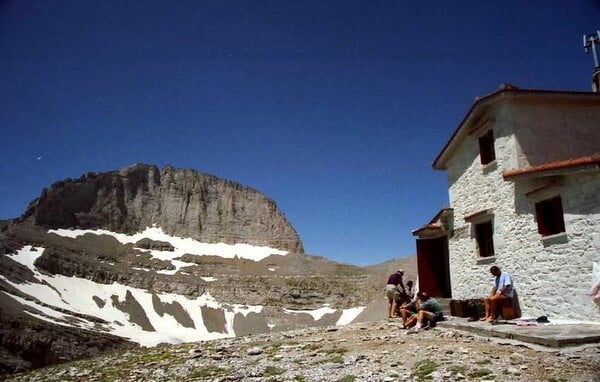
[416,237,451,298]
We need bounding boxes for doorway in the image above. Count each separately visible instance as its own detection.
[416,236,451,298]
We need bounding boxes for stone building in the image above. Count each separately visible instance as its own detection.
[413,84,600,321]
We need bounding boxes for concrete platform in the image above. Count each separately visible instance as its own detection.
[438,317,600,348]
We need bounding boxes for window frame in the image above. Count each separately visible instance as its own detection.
[535,195,566,237]
[464,209,496,259]
[474,220,495,258]
[478,129,496,165]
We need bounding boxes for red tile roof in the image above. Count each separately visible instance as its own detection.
[502,153,600,180]
[411,223,443,236]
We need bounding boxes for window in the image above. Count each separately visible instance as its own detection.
[465,209,495,258]
[535,196,565,236]
[475,220,495,257]
[478,129,496,165]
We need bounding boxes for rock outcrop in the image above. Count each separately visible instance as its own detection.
[20,164,303,253]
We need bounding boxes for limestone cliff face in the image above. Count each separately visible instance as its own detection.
[21,164,303,253]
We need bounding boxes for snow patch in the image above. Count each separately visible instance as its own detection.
[3,246,270,346]
[284,306,337,321]
[4,245,365,348]
[336,306,366,326]
[48,226,288,262]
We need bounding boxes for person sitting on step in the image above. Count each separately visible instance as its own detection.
[407,291,444,333]
[480,265,514,322]
[398,280,418,327]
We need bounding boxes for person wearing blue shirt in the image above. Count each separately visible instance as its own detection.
[481,265,514,322]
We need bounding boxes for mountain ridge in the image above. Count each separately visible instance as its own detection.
[0,164,416,376]
[19,163,303,253]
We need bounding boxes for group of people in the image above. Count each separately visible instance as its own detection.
[385,265,514,331]
[385,269,443,333]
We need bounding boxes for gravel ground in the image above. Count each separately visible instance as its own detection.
[4,319,600,381]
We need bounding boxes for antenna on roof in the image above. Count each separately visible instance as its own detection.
[583,31,600,92]
[584,31,600,67]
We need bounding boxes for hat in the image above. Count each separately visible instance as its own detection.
[397,269,404,274]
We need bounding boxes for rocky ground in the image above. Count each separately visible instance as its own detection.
[4,319,599,382]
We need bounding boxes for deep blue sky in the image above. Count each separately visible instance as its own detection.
[1,1,599,265]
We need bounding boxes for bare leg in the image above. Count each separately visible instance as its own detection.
[486,294,507,321]
[486,298,496,321]
[404,314,417,328]
[481,297,491,321]
[418,310,435,327]
[481,287,497,321]
[400,308,409,325]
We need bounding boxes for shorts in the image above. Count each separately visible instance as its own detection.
[432,311,444,322]
[386,284,399,300]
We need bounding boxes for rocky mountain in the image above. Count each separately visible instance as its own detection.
[0,164,416,377]
[20,163,303,253]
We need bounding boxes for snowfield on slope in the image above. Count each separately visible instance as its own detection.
[2,242,365,347]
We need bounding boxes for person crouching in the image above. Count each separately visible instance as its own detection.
[407,291,444,333]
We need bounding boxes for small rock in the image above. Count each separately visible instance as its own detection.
[216,345,229,353]
[247,347,263,356]
[426,370,442,381]
[510,352,527,365]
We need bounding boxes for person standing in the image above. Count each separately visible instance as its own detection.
[405,280,415,301]
[385,269,406,318]
[481,265,514,322]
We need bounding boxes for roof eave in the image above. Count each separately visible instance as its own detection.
[503,163,600,181]
[432,88,600,171]
[432,89,506,170]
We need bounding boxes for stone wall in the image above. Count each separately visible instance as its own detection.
[507,98,600,168]
[445,102,600,321]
